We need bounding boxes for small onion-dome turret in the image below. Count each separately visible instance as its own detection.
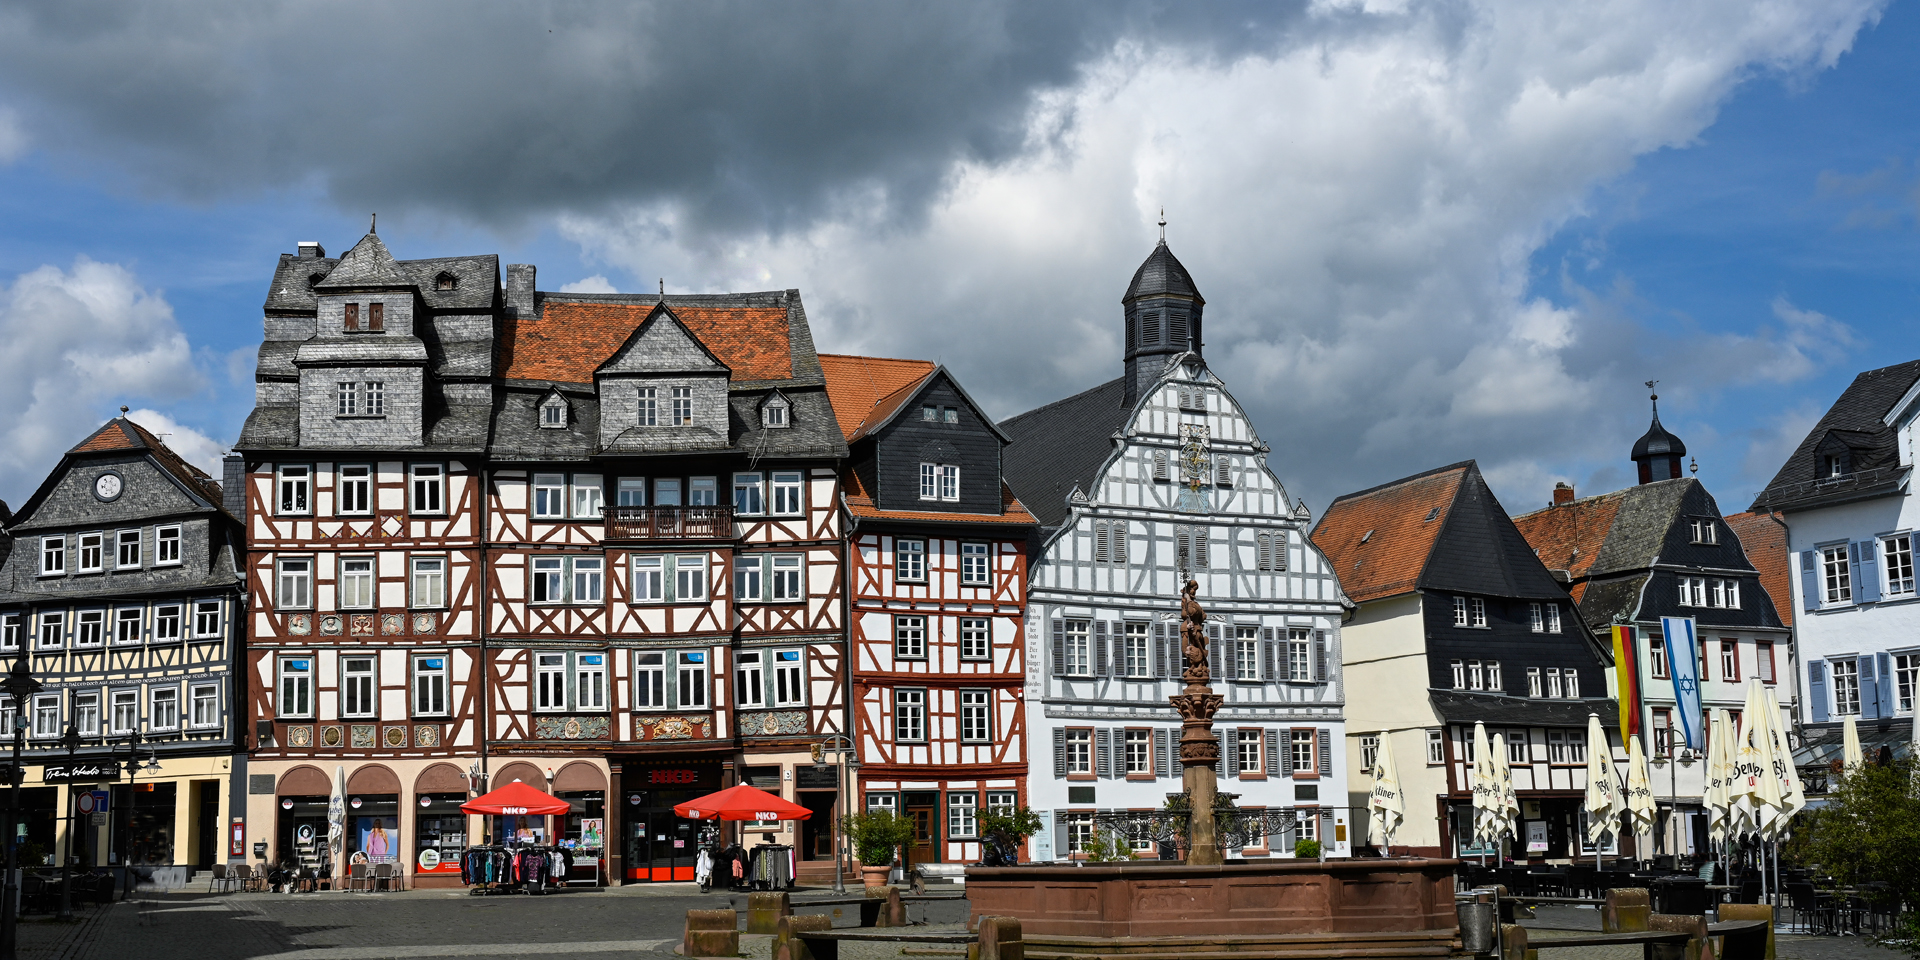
[1632,389,1686,484]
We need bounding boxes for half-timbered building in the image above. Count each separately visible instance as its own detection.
[820,355,1037,866]
[0,416,246,884]
[1000,236,1351,861]
[1314,461,1618,860]
[236,231,849,886]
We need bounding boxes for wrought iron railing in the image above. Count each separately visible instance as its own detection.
[1087,804,1372,853]
[604,505,733,540]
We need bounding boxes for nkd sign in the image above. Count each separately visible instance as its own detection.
[42,761,122,784]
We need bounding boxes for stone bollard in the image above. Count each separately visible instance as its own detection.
[774,913,833,960]
[682,908,740,959]
[748,891,792,935]
[1603,887,1651,933]
[1499,923,1533,960]
[976,915,1023,960]
[1715,904,1774,960]
[1649,913,1713,960]
[875,886,906,928]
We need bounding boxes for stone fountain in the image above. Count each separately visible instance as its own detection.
[1172,578,1226,864]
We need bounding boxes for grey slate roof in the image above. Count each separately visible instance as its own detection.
[488,390,600,462]
[1751,358,1920,511]
[1123,241,1204,304]
[265,254,341,312]
[316,232,414,289]
[1574,574,1652,630]
[1429,690,1620,730]
[999,377,1130,529]
[1589,479,1692,577]
[1418,462,1577,601]
[405,256,500,311]
[732,388,845,459]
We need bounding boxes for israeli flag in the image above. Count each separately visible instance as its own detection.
[1662,616,1703,750]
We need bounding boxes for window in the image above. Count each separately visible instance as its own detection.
[337,381,357,415]
[536,654,567,712]
[1290,730,1316,773]
[773,649,805,707]
[572,475,604,520]
[1821,546,1852,604]
[193,600,222,638]
[368,303,384,332]
[75,610,103,648]
[116,530,141,569]
[344,302,359,331]
[155,525,180,565]
[961,542,991,585]
[894,688,926,742]
[1487,661,1502,692]
[733,473,764,515]
[632,556,665,602]
[1507,732,1528,764]
[1238,730,1264,774]
[1690,518,1717,544]
[410,464,445,514]
[1547,729,1586,764]
[1234,626,1260,681]
[919,463,936,500]
[895,539,925,582]
[153,604,181,643]
[1122,622,1150,677]
[1565,668,1580,698]
[1063,620,1091,676]
[278,657,313,717]
[894,616,926,659]
[1527,668,1542,698]
[763,396,789,428]
[576,654,607,710]
[1452,596,1467,627]
[0,697,14,737]
[1215,456,1233,486]
[0,614,16,653]
[339,556,374,609]
[943,407,959,423]
[413,656,448,716]
[678,651,708,707]
[960,690,990,743]
[540,396,568,428]
[1176,526,1210,570]
[1832,659,1860,716]
[1757,641,1776,683]
[113,608,141,645]
[1886,536,1916,596]
[940,465,960,501]
[653,478,681,505]
[918,464,959,501]
[1895,653,1919,715]
[1360,735,1380,773]
[637,387,658,426]
[1530,603,1544,633]
[1278,628,1306,682]
[572,557,603,604]
[770,555,801,601]
[961,618,991,662]
[1546,605,1562,633]
[1468,660,1484,691]
[921,405,938,421]
[1065,813,1094,854]
[1720,640,1739,680]
[34,694,62,738]
[531,558,564,603]
[670,386,693,425]
[616,478,646,507]
[1546,668,1563,699]
[1652,709,1672,756]
[1470,598,1487,628]
[1064,728,1092,775]
[734,555,763,601]
[1649,637,1669,679]
[365,382,385,416]
[40,536,64,576]
[342,657,376,718]
[279,465,311,515]
[1426,729,1445,764]
[1152,451,1170,482]
[1257,532,1288,572]
[533,474,566,519]
[278,557,315,609]
[1451,659,1465,689]
[736,651,765,707]
[337,460,370,514]
[948,793,978,840]
[635,652,667,709]
[531,556,600,604]
[771,472,803,515]
[191,685,218,728]
[688,476,716,506]
[675,555,708,601]
[36,611,64,650]
[76,533,103,573]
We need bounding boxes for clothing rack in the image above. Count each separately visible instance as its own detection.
[750,843,795,890]
[460,844,571,896]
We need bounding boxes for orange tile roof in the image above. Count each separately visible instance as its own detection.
[1725,511,1793,627]
[818,354,938,440]
[501,302,793,384]
[1511,492,1625,587]
[1312,465,1467,604]
[843,467,1036,526]
[72,420,142,452]
[66,417,227,514]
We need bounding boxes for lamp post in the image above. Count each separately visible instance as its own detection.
[1650,745,1695,867]
[813,735,856,894]
[0,658,44,960]
[55,721,81,921]
[115,731,160,900]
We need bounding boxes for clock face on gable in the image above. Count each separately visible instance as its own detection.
[94,473,124,501]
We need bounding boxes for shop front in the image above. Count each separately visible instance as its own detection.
[1447,793,1618,863]
[412,763,470,887]
[33,753,237,886]
[616,757,723,883]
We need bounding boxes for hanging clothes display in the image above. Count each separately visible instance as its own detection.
[749,844,794,890]
[459,845,568,895]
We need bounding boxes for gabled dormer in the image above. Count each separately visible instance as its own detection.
[593,303,732,454]
[852,367,1011,515]
[538,389,571,430]
[760,390,792,429]
[292,230,431,448]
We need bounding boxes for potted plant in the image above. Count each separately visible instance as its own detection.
[977,805,1044,866]
[1293,838,1322,860]
[842,810,915,888]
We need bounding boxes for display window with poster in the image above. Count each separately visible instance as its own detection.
[348,794,400,865]
[414,793,468,878]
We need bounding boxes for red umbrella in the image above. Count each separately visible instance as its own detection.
[460,779,573,816]
[673,783,813,821]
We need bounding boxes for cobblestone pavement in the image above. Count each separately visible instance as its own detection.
[1525,905,1906,960]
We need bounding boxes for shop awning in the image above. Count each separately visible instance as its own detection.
[461,779,572,816]
[673,783,812,821]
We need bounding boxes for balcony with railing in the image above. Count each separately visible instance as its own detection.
[604,504,734,540]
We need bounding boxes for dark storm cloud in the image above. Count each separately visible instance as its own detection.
[0,1,1308,235]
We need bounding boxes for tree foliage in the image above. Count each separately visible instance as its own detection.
[978,805,1045,866]
[1790,758,1920,893]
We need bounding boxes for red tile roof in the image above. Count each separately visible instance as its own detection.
[1312,465,1467,604]
[1724,511,1793,627]
[843,467,1036,526]
[1511,492,1626,604]
[68,417,226,512]
[501,302,793,384]
[818,354,937,440]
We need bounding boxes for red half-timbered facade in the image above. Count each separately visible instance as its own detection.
[821,356,1037,866]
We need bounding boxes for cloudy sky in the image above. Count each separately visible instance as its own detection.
[2,0,1916,519]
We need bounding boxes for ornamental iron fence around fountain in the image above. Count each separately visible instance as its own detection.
[1088,804,1370,854]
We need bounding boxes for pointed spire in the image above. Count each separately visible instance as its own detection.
[659,278,665,296]
[371,212,377,234]
[1158,208,1167,244]
[1645,380,1660,421]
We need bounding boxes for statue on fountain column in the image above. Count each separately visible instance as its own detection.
[1169,579,1225,865]
[1181,579,1210,684]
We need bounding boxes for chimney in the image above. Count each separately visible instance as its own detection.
[222,454,246,520]
[506,264,537,320]
[297,242,325,259]
[1553,482,1575,506]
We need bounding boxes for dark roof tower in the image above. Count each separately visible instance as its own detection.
[1121,212,1204,406]
[1631,383,1687,484]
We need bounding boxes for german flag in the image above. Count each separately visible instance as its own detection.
[1612,625,1640,737]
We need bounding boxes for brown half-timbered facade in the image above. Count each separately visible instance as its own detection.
[822,356,1037,866]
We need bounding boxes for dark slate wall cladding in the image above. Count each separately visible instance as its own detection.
[1636,571,1782,630]
[1,516,227,600]
[1656,485,1758,573]
[19,455,204,531]
[1423,591,1609,694]
[874,378,1002,514]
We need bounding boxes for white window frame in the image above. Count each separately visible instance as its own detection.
[1546,667,1564,699]
[1064,728,1092,775]
[769,555,801,602]
[1063,620,1091,677]
[36,611,65,650]
[1236,729,1264,774]
[153,604,182,644]
[337,464,372,515]
[277,557,313,610]
[115,529,142,570]
[919,463,937,500]
[1565,668,1580,698]
[1546,604,1562,633]
[1832,658,1860,716]
[637,386,658,426]
[409,464,445,515]
[959,689,990,743]
[1529,603,1544,633]
[961,542,990,586]
[1287,628,1311,682]
[733,472,765,516]
[1234,626,1260,681]
[895,538,926,582]
[575,653,607,710]
[894,615,927,660]
[1452,596,1467,627]
[341,656,377,718]
[112,607,142,646]
[736,651,766,708]
[192,600,222,638]
[339,555,375,610]
[1290,729,1316,773]
[1894,653,1918,715]
[616,477,646,508]
[1360,735,1380,772]
[772,649,805,707]
[1821,545,1852,604]
[0,614,17,653]
[894,688,926,743]
[40,536,65,576]
[1527,668,1542,698]
[1122,622,1150,678]
[939,465,959,501]
[190,683,219,729]
[670,386,693,426]
[531,557,565,604]
[77,532,103,573]
[1487,660,1502,691]
[278,465,311,516]
[571,474,604,520]
[632,556,666,603]
[540,397,568,429]
[155,525,181,566]
[413,655,449,717]
[677,651,708,708]
[535,653,568,713]
[278,656,313,718]
[960,617,991,662]
[1886,535,1916,597]
[1470,597,1487,628]
[572,556,604,604]
[532,474,567,519]
[734,555,763,602]
[635,651,667,709]
[32,693,61,739]
[1124,728,1152,775]
[770,471,803,516]
[1426,729,1445,765]
[74,610,104,648]
[947,792,978,840]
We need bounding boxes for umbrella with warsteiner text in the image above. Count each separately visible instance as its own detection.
[673,783,813,821]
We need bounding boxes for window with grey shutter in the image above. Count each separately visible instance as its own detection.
[1094,621,1109,676]
[1855,541,1882,603]
[1157,623,1173,679]
[1195,528,1210,568]
[1051,619,1065,678]
[1217,731,1229,778]
[1798,550,1818,612]
[1265,729,1280,775]
[1318,729,1332,777]
[1096,729,1111,779]
[1053,728,1068,778]
[1215,456,1231,487]
[1808,661,1828,722]
[1262,627,1277,683]
[1861,655,1880,719]
[1054,814,1069,861]
[1093,523,1108,563]
[1877,651,1895,718]
[1208,623,1222,679]
[1155,729,1171,778]
[1314,631,1328,682]
[1153,451,1169,482]
[1113,522,1127,564]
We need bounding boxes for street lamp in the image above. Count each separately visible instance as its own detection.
[55,721,81,921]
[1649,746,1695,867]
[115,731,161,900]
[0,658,44,960]
[813,735,856,894]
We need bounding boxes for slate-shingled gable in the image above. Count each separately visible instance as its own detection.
[1751,358,1920,511]
[998,377,1130,530]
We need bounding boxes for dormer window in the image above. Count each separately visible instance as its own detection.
[1689,518,1717,544]
[539,395,569,429]
[435,271,457,291]
[922,405,938,421]
[762,394,791,429]
[1821,454,1846,478]
[308,273,327,289]
[671,387,693,426]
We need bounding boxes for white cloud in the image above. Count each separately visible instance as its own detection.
[561,0,1881,509]
[558,275,618,294]
[124,408,225,479]
[0,258,207,505]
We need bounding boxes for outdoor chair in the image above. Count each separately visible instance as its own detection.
[373,862,396,892]
[210,863,239,893]
[229,864,251,891]
[347,862,370,892]
[1784,881,1835,935]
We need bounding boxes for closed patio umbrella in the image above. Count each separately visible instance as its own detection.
[1471,723,1496,858]
[1492,734,1520,853]
[1766,688,1805,836]
[1624,736,1656,861]
[328,765,347,865]
[1583,713,1619,869]
[1368,731,1405,853]
[1842,715,1864,773]
[1705,708,1734,846]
